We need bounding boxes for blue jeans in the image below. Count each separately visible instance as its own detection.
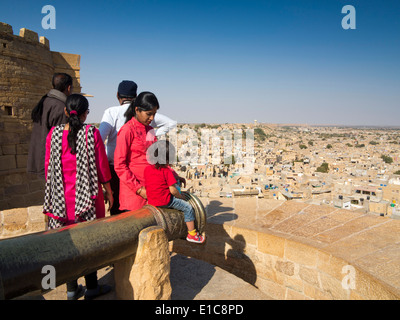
[167,196,195,223]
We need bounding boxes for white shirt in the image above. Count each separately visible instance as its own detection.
[99,102,177,164]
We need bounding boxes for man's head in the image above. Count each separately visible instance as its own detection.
[52,73,73,96]
[117,80,138,104]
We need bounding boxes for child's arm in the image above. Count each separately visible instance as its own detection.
[169,185,185,200]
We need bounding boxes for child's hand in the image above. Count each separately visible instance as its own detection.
[178,176,186,188]
[137,186,147,200]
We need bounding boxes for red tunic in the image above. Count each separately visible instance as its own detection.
[114,117,157,211]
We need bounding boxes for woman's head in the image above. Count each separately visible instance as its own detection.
[65,94,89,119]
[65,94,89,154]
[124,91,159,125]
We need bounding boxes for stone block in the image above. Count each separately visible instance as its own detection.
[19,28,38,42]
[0,22,13,34]
[285,240,318,267]
[16,154,28,168]
[299,265,320,287]
[275,260,295,276]
[16,143,29,155]
[131,226,171,300]
[257,232,285,258]
[286,287,306,300]
[4,183,29,195]
[303,282,331,300]
[2,207,28,233]
[1,144,16,155]
[230,225,257,246]
[317,251,348,280]
[39,36,49,49]
[319,272,349,300]
[28,205,45,223]
[0,155,16,170]
[114,226,171,300]
[256,277,286,300]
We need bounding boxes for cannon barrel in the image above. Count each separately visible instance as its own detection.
[0,192,206,300]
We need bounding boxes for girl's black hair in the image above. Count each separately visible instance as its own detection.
[65,94,89,154]
[124,91,160,124]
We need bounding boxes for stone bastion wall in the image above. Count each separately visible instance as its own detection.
[1,198,399,300]
[0,22,81,210]
[171,198,400,300]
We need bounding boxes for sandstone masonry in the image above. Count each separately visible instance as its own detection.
[0,22,81,210]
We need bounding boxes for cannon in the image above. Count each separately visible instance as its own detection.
[0,192,206,300]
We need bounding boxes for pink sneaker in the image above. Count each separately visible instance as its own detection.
[186,232,205,244]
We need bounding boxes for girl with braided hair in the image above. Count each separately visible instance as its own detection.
[43,94,113,300]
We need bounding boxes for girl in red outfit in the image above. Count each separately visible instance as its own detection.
[114,92,158,211]
[144,140,205,244]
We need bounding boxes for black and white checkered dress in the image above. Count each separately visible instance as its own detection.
[43,124,98,229]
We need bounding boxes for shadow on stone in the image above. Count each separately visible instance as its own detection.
[170,254,216,300]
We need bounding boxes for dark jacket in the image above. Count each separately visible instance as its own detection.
[27,89,68,178]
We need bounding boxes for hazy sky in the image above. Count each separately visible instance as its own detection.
[1,0,399,126]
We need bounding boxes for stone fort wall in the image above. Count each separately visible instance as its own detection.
[0,22,81,210]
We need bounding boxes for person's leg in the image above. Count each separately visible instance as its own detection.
[84,271,112,300]
[66,279,84,300]
[168,197,195,224]
[109,164,123,215]
[168,197,204,243]
[66,280,78,293]
[84,271,98,290]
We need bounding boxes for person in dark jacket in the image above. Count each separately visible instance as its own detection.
[27,73,73,179]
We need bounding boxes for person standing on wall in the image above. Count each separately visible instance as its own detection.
[27,73,73,179]
[99,81,177,215]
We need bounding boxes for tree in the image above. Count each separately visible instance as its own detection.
[254,128,267,141]
[316,162,329,173]
[381,155,393,164]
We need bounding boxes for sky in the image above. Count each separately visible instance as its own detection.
[1,0,400,126]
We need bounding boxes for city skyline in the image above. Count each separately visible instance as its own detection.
[1,0,399,126]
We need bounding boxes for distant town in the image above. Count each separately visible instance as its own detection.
[150,122,400,219]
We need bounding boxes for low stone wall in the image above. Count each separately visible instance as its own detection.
[171,197,400,300]
[0,205,45,239]
[2,198,399,300]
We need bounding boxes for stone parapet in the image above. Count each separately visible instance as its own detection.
[0,205,46,239]
[171,198,400,300]
[2,198,399,300]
